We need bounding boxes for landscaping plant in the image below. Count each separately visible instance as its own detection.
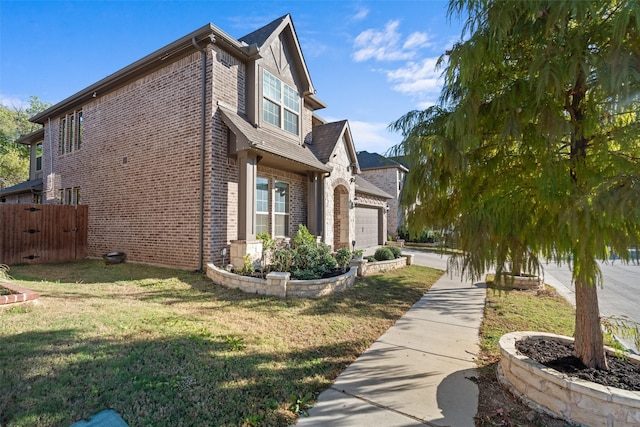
[374,247,394,262]
[391,0,640,370]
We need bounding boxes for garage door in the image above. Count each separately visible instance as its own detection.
[355,206,380,249]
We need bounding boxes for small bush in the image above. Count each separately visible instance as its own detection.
[374,247,394,261]
[388,246,402,259]
[365,255,376,263]
[271,248,295,272]
[335,248,352,269]
[292,225,316,247]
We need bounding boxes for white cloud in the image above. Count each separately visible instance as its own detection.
[0,94,29,109]
[348,120,402,154]
[352,20,429,62]
[352,5,369,21]
[381,57,444,108]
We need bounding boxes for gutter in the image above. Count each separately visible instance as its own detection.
[191,36,211,273]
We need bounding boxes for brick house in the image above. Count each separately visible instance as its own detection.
[0,128,44,203]
[356,151,408,239]
[6,15,390,269]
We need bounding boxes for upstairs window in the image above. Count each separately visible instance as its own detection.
[60,110,83,154]
[262,70,299,136]
[36,143,43,172]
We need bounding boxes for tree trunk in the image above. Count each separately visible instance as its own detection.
[574,277,608,370]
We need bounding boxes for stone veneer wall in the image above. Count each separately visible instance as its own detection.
[499,332,640,427]
[206,264,356,298]
[355,255,413,277]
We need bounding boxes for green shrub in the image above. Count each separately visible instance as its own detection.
[365,255,376,263]
[291,242,337,279]
[388,245,402,259]
[374,247,394,261]
[292,225,316,247]
[271,248,295,272]
[335,248,352,269]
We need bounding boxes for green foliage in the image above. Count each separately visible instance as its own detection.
[390,0,640,369]
[334,248,352,269]
[0,264,10,282]
[0,96,51,188]
[387,246,402,259]
[237,254,255,276]
[292,225,316,247]
[288,392,313,416]
[291,242,337,280]
[272,248,295,273]
[374,247,394,261]
[257,233,275,251]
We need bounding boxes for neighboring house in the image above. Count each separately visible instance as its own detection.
[6,14,390,269]
[0,128,44,203]
[356,151,409,239]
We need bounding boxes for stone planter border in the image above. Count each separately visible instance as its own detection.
[206,264,356,298]
[353,255,413,277]
[498,331,640,426]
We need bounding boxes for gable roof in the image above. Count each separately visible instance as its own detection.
[356,151,409,172]
[240,14,315,96]
[354,175,392,199]
[218,104,331,173]
[308,120,360,172]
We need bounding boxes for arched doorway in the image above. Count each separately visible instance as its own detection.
[333,185,349,250]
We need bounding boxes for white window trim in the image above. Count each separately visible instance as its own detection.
[262,69,300,136]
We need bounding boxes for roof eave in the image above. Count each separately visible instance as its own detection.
[31,24,257,123]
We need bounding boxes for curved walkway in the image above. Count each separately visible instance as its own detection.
[294,249,485,426]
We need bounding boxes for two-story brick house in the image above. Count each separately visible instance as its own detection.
[9,14,390,269]
[356,151,408,240]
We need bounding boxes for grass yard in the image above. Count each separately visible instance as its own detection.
[0,260,441,427]
[476,283,577,426]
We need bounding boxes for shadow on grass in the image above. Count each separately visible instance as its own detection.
[0,327,367,427]
[9,261,442,321]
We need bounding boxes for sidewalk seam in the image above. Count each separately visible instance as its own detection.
[327,386,441,426]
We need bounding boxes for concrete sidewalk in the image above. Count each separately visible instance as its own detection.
[295,255,485,426]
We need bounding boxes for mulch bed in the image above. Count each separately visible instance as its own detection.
[516,337,640,391]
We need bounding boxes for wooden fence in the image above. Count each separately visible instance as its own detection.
[0,203,88,265]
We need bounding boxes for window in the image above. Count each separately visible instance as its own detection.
[262,70,300,135]
[274,181,289,237]
[60,110,83,154]
[59,187,81,205]
[36,143,43,172]
[256,177,269,235]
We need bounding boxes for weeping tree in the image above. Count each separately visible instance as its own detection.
[391,0,640,370]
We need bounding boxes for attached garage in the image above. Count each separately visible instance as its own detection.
[355,206,382,249]
[353,176,392,250]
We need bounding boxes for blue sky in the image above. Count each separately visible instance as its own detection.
[1,0,464,154]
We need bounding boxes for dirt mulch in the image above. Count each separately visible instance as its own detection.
[516,337,640,391]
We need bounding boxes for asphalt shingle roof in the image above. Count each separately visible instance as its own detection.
[357,151,408,172]
[308,120,348,163]
[218,105,331,173]
[354,175,392,199]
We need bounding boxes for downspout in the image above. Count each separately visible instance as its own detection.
[192,37,206,272]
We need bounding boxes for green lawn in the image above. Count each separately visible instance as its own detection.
[0,260,442,427]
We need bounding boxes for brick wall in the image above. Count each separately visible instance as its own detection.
[42,49,217,269]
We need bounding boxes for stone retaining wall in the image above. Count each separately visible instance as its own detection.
[206,264,356,298]
[356,255,413,277]
[499,331,640,427]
